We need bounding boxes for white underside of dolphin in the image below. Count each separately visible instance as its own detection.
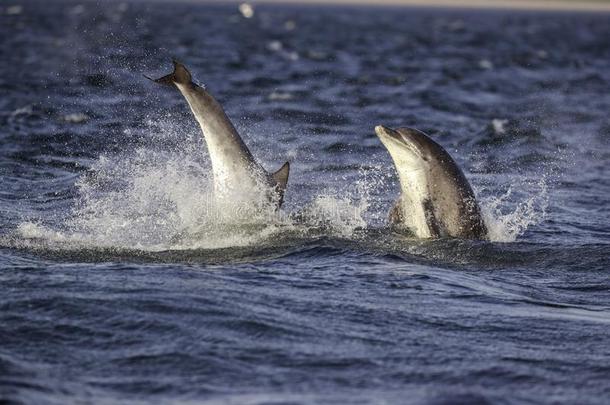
[148,61,289,207]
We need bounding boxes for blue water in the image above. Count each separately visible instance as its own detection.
[1,1,609,403]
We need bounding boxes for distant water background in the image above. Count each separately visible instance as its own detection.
[1,1,609,403]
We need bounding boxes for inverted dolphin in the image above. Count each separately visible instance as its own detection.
[375,125,487,239]
[148,61,289,207]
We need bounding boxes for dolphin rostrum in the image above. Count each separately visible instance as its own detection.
[375,125,487,239]
[148,61,289,207]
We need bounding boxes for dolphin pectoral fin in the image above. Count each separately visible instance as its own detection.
[145,60,192,87]
[422,199,442,238]
[271,162,290,206]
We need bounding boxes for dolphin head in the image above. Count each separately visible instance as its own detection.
[375,125,438,170]
[375,125,487,239]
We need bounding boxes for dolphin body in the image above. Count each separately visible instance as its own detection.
[149,61,289,207]
[375,125,487,239]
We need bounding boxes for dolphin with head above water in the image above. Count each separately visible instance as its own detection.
[148,61,290,207]
[375,125,487,239]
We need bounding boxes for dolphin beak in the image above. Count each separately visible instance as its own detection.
[375,125,388,136]
[375,125,401,141]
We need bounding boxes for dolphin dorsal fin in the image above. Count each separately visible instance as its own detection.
[272,162,290,206]
[145,60,192,87]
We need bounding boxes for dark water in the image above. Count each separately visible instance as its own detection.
[1,0,610,403]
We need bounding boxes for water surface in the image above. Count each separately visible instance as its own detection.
[1,1,609,403]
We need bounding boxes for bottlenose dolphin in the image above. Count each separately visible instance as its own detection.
[148,61,289,207]
[375,125,487,239]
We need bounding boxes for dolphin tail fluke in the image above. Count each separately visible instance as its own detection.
[272,162,290,206]
[145,60,192,87]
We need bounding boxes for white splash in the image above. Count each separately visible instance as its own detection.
[10,116,549,251]
[298,194,367,238]
[11,120,377,251]
[480,176,549,242]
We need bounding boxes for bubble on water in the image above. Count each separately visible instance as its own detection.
[60,113,90,123]
[267,41,283,52]
[238,3,254,19]
[284,20,297,31]
[491,118,508,135]
[268,91,294,101]
[479,59,494,70]
[6,5,23,16]
[70,5,85,15]
[267,40,299,61]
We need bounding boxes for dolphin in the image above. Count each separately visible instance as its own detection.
[148,61,289,207]
[375,125,487,239]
